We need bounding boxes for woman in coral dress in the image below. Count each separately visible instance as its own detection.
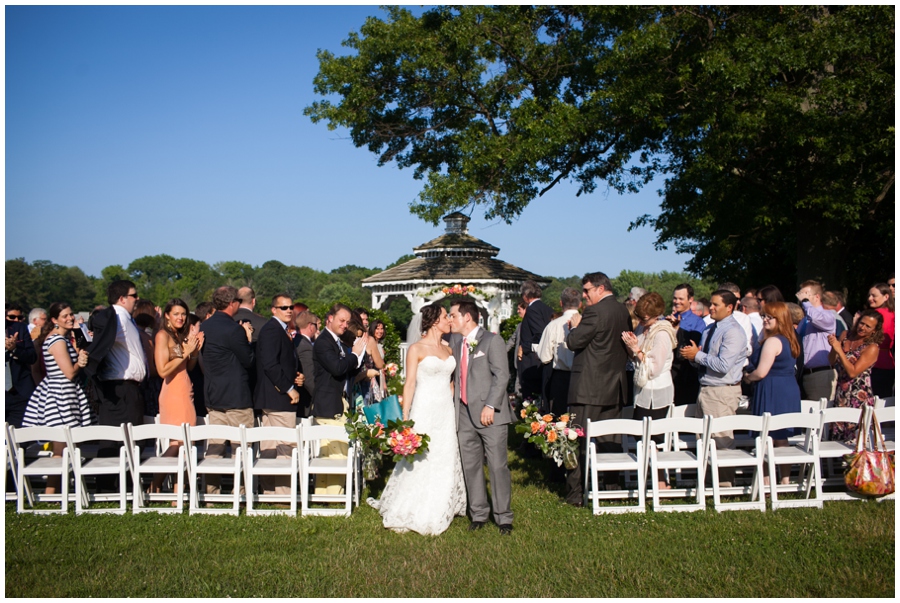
[151,298,203,495]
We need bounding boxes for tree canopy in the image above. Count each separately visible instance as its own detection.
[306,5,894,294]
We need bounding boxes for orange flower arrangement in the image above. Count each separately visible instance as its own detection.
[547,430,558,443]
[542,414,554,423]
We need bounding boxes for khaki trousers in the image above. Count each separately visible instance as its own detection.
[313,415,349,495]
[205,407,254,496]
[697,384,741,484]
[260,410,297,495]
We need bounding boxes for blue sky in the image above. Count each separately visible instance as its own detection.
[5,5,687,280]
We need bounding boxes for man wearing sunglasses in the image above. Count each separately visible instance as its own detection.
[5,303,36,428]
[254,293,305,496]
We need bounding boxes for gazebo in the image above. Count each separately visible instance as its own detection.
[362,212,549,342]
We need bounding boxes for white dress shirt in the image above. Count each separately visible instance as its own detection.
[536,309,578,371]
[99,304,147,382]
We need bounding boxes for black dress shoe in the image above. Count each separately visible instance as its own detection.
[498,524,513,536]
[468,521,487,532]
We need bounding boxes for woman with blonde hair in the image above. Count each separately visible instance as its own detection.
[743,301,801,485]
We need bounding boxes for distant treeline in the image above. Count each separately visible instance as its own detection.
[5,255,717,337]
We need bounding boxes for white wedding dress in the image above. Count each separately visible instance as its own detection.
[367,355,467,535]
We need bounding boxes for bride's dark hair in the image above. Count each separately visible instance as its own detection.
[420,302,444,333]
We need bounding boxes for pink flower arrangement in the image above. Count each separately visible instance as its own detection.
[385,362,399,378]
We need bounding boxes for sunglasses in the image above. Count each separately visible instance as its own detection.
[6,314,24,321]
[125,293,139,299]
[274,305,292,311]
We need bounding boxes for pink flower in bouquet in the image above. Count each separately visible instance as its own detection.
[389,427,423,457]
[575,428,584,438]
[442,287,449,294]
[385,362,399,377]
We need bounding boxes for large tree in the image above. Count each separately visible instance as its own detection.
[306,5,894,298]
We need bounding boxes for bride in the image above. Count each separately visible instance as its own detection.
[367,302,466,535]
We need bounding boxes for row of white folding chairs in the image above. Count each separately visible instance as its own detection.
[583,404,895,515]
[5,420,357,517]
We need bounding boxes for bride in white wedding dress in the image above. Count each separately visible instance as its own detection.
[367,303,467,535]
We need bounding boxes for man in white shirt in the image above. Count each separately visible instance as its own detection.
[535,287,581,417]
[741,295,764,340]
[27,308,46,339]
[718,282,756,361]
[90,280,148,429]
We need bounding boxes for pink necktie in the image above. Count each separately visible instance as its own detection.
[460,338,468,405]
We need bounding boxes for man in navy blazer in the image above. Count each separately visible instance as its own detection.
[517,280,553,405]
[254,293,304,495]
[5,303,36,428]
[312,303,367,420]
[199,285,254,495]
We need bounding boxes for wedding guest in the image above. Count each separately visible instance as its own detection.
[565,272,631,505]
[312,303,367,420]
[354,308,370,330]
[536,287,581,416]
[743,302,801,485]
[363,319,388,402]
[199,285,254,497]
[828,310,882,441]
[508,300,527,396]
[692,298,713,326]
[151,299,203,497]
[795,280,837,402]
[369,319,386,361]
[194,301,215,322]
[293,311,319,417]
[821,291,848,337]
[517,280,553,404]
[826,291,853,330]
[187,314,207,418]
[85,280,148,431]
[621,292,677,491]
[670,284,704,407]
[756,285,784,315]
[233,286,267,344]
[625,287,647,312]
[133,299,161,416]
[22,302,92,495]
[6,303,36,428]
[866,283,894,398]
[741,295,764,338]
[254,294,303,496]
[680,290,748,486]
[719,282,756,359]
[787,303,804,329]
[27,307,47,340]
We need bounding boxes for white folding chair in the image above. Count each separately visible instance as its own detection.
[184,423,244,515]
[300,424,355,517]
[817,406,869,500]
[126,422,186,513]
[10,426,72,514]
[705,414,767,512]
[646,416,709,512]
[5,423,27,504]
[242,425,301,516]
[667,404,701,486]
[761,412,823,510]
[873,398,895,446]
[584,417,648,514]
[66,425,130,515]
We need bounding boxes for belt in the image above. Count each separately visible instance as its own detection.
[802,365,833,375]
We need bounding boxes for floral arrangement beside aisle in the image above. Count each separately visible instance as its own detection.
[515,400,584,470]
[344,410,431,480]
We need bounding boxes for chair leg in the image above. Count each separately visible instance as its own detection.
[767,455,779,508]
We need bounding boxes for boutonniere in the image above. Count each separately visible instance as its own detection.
[466,338,479,354]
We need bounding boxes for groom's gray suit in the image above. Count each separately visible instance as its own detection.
[450,327,513,526]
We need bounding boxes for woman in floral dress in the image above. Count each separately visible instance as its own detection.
[828,310,883,442]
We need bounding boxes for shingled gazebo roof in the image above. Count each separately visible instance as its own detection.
[361,212,548,285]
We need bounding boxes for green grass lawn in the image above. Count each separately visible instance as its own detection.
[5,450,895,597]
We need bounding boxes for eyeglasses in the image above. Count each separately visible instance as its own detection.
[6,314,23,321]
[762,315,774,321]
[583,285,597,294]
[274,305,292,311]
[125,293,139,299]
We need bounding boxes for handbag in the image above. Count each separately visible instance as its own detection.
[844,407,895,497]
[363,394,402,425]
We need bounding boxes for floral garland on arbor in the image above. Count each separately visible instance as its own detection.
[419,283,494,301]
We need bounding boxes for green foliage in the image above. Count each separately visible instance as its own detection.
[5,258,98,312]
[611,270,718,314]
[307,5,894,294]
[499,312,522,343]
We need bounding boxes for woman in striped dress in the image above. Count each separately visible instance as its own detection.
[23,302,92,495]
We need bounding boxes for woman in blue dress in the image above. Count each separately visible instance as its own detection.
[743,301,801,486]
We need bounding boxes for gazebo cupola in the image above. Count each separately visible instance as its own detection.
[362,211,549,341]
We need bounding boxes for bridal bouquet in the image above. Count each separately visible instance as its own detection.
[384,362,400,378]
[344,412,431,480]
[515,405,584,470]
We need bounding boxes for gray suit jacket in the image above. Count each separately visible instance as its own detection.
[450,329,510,430]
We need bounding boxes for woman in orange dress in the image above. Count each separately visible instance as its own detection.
[151,298,204,495]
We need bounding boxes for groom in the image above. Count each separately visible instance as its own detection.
[448,301,513,535]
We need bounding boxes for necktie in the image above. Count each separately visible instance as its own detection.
[702,322,718,354]
[460,338,468,405]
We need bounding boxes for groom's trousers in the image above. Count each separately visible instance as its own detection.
[458,404,514,526]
